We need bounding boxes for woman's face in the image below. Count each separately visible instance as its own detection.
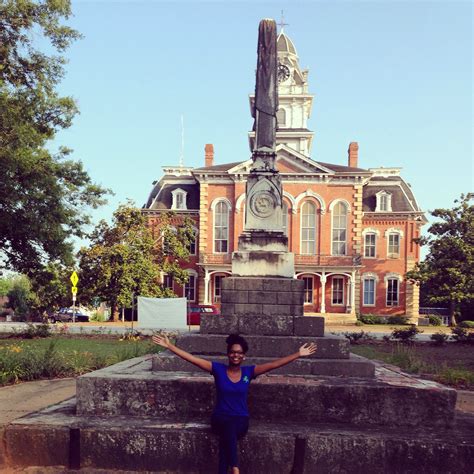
[228,343,245,366]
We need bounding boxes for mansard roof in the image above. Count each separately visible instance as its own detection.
[144,178,199,210]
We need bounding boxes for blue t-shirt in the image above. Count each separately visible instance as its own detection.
[212,362,256,417]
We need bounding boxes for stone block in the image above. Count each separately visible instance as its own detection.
[222,278,235,290]
[238,313,294,336]
[248,290,277,304]
[294,316,325,336]
[262,278,294,292]
[220,303,235,315]
[200,312,238,334]
[262,304,303,316]
[234,277,263,291]
[291,279,305,291]
[221,290,248,304]
[277,291,304,305]
[232,251,295,278]
[235,303,263,314]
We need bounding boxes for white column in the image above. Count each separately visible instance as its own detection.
[204,270,210,305]
[320,273,327,314]
[346,277,352,313]
[351,271,356,312]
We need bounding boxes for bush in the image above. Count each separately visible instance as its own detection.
[428,315,442,326]
[386,315,409,325]
[355,320,364,327]
[359,314,386,325]
[388,344,428,373]
[90,311,106,322]
[450,326,474,344]
[391,325,422,343]
[13,323,52,339]
[343,331,373,345]
[459,320,474,328]
[430,332,449,345]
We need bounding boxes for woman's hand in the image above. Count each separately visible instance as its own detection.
[299,342,317,357]
[152,333,172,349]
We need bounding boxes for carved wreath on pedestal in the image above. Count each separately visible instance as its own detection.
[249,191,276,218]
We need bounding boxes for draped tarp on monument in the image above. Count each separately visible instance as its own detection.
[137,296,187,328]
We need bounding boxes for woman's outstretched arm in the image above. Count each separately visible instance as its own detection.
[152,333,212,373]
[253,342,317,377]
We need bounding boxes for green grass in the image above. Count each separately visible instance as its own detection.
[0,336,162,386]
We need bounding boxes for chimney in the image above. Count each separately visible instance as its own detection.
[205,144,214,167]
[348,142,359,168]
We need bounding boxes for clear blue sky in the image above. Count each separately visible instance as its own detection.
[54,1,473,236]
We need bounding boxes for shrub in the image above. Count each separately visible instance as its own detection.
[343,331,373,344]
[13,323,52,339]
[355,320,364,327]
[427,315,442,326]
[90,311,106,322]
[430,332,449,345]
[435,367,474,389]
[359,314,386,325]
[388,344,428,373]
[459,320,474,328]
[451,326,474,344]
[386,315,409,325]
[391,325,422,343]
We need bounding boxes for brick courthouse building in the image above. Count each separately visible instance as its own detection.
[142,31,426,322]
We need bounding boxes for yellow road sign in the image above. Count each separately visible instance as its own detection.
[70,271,79,286]
[71,286,78,295]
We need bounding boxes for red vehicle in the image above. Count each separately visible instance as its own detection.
[187,304,219,325]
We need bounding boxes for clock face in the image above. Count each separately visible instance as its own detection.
[277,64,290,83]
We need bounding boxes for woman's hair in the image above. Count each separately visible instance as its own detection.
[225,334,249,354]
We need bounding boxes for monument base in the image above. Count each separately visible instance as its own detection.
[232,251,294,277]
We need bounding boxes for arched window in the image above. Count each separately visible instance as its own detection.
[214,201,229,253]
[332,202,348,256]
[301,201,316,255]
[277,108,286,128]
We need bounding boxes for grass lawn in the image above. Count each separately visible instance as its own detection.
[0,334,161,386]
[351,341,474,390]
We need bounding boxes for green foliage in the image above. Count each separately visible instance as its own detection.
[15,323,52,339]
[386,315,409,325]
[427,315,442,326]
[390,325,422,343]
[388,344,428,373]
[430,332,449,345]
[343,331,373,345]
[450,326,474,344]
[358,314,386,325]
[78,205,195,319]
[7,275,35,318]
[459,320,474,328]
[406,195,474,325]
[0,0,110,275]
[435,367,474,388]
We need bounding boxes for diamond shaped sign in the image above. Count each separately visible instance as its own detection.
[70,271,79,287]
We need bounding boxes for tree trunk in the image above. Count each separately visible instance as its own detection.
[449,300,457,326]
[111,302,119,322]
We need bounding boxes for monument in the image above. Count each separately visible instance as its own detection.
[2,19,473,474]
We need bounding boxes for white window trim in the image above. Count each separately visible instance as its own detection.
[188,227,198,256]
[330,200,349,256]
[385,277,400,307]
[213,274,225,303]
[364,232,377,258]
[171,188,188,210]
[211,199,231,254]
[331,276,345,306]
[386,232,402,259]
[183,270,198,303]
[302,276,314,304]
[295,190,326,214]
[375,191,392,212]
[362,277,377,307]
[300,200,317,255]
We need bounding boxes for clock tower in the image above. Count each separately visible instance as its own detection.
[249,30,315,157]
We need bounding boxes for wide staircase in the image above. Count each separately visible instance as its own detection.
[2,278,474,473]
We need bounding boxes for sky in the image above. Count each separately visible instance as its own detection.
[53,0,473,238]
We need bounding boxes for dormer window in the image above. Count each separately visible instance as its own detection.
[375,191,392,212]
[171,188,187,210]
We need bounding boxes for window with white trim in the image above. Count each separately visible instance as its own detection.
[388,233,400,257]
[364,233,376,258]
[184,274,196,302]
[375,191,392,212]
[332,202,348,256]
[303,277,313,304]
[214,201,229,253]
[163,274,173,291]
[171,188,188,210]
[214,275,223,303]
[386,278,399,306]
[277,108,286,128]
[363,278,376,306]
[188,231,197,256]
[332,277,344,305]
[301,201,316,255]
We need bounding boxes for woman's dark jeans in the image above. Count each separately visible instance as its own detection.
[211,414,249,473]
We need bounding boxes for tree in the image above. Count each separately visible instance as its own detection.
[0,0,109,274]
[7,275,35,319]
[78,204,195,321]
[406,195,474,325]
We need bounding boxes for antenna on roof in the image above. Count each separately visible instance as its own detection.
[179,115,184,167]
[278,10,289,33]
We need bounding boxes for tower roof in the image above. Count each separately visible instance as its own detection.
[277,31,298,57]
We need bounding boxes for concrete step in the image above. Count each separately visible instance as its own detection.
[75,358,456,428]
[4,398,474,473]
[152,352,375,378]
[176,333,350,359]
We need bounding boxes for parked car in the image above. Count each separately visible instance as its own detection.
[48,308,90,323]
[187,304,219,325]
